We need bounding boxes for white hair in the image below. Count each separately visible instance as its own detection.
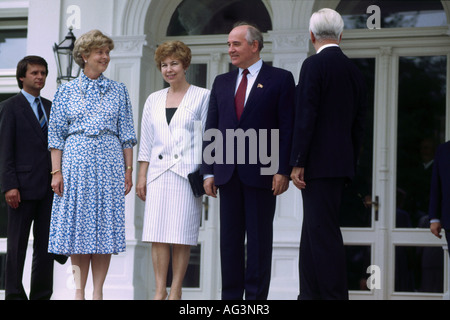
[309,8,344,42]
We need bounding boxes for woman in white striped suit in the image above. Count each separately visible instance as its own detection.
[136,41,210,300]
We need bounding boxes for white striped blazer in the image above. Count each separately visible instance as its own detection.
[138,85,210,183]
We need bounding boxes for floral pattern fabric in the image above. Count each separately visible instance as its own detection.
[48,73,137,255]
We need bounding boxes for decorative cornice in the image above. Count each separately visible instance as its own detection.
[268,30,310,53]
[111,35,148,58]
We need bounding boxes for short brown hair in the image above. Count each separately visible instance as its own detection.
[16,56,48,89]
[154,41,191,71]
[73,30,114,69]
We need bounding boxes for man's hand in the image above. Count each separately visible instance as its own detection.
[204,177,218,198]
[272,174,289,196]
[5,188,20,209]
[290,167,306,190]
[430,221,442,239]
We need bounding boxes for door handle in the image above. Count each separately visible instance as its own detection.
[365,195,379,221]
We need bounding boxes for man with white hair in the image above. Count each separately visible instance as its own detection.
[290,8,367,300]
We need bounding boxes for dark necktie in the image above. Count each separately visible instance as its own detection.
[36,98,47,134]
[235,69,249,120]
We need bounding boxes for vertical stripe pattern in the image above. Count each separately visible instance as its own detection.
[36,98,47,133]
[138,85,210,245]
[142,171,202,245]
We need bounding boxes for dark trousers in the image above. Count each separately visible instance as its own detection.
[299,177,348,300]
[5,188,54,300]
[219,171,276,300]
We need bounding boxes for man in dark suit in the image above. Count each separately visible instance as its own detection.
[429,141,450,248]
[201,22,295,300]
[290,9,367,300]
[0,56,55,300]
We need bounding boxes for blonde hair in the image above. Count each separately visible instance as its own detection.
[73,30,114,68]
[154,41,191,71]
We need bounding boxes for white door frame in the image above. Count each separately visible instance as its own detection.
[341,26,450,300]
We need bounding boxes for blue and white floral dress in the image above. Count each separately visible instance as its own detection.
[48,72,137,255]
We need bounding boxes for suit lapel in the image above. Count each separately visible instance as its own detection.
[167,85,192,130]
[18,93,48,144]
[158,87,186,152]
[156,88,174,143]
[222,70,240,124]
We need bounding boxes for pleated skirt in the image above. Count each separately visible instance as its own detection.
[142,170,202,246]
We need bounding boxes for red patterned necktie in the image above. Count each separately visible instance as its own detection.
[235,69,249,120]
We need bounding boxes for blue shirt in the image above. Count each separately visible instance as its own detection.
[21,89,47,123]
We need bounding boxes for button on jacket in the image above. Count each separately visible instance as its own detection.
[138,85,210,183]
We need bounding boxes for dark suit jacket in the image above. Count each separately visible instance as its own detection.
[0,92,52,200]
[290,46,367,181]
[429,141,450,229]
[201,62,295,189]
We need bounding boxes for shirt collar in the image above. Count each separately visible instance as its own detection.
[21,89,40,106]
[317,43,339,54]
[239,58,263,76]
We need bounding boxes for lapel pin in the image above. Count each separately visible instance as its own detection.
[257,83,263,89]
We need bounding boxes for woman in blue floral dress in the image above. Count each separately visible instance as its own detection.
[48,30,137,300]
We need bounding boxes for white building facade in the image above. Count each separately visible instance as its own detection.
[1,0,450,300]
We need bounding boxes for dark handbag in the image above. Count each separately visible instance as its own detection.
[188,170,205,198]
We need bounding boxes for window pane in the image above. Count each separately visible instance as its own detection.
[163,64,207,89]
[186,64,207,89]
[396,56,446,228]
[167,0,272,36]
[0,29,27,69]
[340,58,375,228]
[346,245,371,291]
[337,0,447,29]
[395,245,444,293]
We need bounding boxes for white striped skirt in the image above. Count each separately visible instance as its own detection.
[142,170,202,246]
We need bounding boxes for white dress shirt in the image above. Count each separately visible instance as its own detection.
[317,43,339,54]
[235,58,263,106]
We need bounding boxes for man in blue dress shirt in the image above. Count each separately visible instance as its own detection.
[0,56,56,300]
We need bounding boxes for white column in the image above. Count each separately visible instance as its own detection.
[100,35,154,300]
[267,29,310,300]
[27,0,61,99]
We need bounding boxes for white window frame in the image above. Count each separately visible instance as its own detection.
[0,4,28,93]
